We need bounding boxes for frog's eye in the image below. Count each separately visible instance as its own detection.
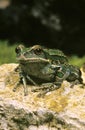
[15,46,21,54]
[33,48,42,55]
[15,44,25,54]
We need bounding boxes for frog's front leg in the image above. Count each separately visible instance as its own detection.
[24,73,38,95]
[13,79,21,92]
[26,75,37,86]
[13,73,28,96]
[22,75,28,96]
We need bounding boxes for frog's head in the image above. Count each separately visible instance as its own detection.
[15,44,50,63]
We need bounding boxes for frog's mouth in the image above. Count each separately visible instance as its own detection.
[17,57,50,63]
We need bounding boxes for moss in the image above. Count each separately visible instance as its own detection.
[44,85,69,112]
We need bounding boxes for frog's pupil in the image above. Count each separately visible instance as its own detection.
[15,47,21,54]
[34,48,42,55]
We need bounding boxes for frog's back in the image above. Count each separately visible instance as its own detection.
[45,48,68,64]
[47,49,65,56]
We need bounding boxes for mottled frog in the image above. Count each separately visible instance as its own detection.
[13,44,83,96]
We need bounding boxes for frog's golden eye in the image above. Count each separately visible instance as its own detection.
[15,44,24,54]
[33,48,42,55]
[15,46,21,54]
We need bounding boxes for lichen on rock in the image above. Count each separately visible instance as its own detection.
[0,63,85,130]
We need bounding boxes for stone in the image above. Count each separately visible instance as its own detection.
[0,63,85,130]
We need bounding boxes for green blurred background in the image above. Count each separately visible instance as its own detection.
[0,0,85,66]
[0,40,16,64]
[0,40,85,67]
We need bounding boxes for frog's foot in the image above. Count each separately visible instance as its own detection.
[13,81,21,92]
[32,83,51,92]
[70,80,84,88]
[13,76,28,96]
[13,82,28,96]
[32,83,61,97]
[24,89,28,96]
[38,85,61,97]
[78,82,85,88]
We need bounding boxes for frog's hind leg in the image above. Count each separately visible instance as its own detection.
[32,82,61,97]
[39,83,61,97]
[31,83,52,94]
[78,77,85,88]
[70,78,84,88]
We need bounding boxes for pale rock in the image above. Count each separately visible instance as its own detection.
[0,64,85,130]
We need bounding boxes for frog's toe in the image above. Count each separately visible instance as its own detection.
[69,80,81,88]
[79,83,85,88]
[32,88,40,92]
[37,91,47,97]
[37,93,44,97]
[24,90,28,96]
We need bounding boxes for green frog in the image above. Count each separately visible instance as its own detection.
[54,63,83,86]
[13,44,83,96]
[44,48,68,64]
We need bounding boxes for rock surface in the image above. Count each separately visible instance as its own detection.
[0,64,85,130]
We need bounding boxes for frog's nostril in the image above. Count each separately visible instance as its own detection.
[23,52,29,57]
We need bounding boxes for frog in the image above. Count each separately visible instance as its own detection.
[15,44,68,64]
[32,63,83,94]
[13,44,83,96]
[54,63,83,86]
[44,48,68,64]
